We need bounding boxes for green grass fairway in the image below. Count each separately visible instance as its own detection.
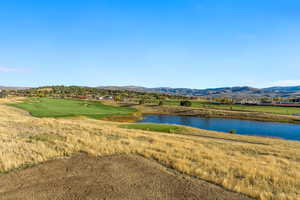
[119,123,187,133]
[10,98,137,119]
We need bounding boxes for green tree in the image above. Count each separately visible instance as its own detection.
[114,95,122,102]
[180,100,192,107]
[158,101,164,106]
[0,91,7,98]
[229,129,237,134]
[139,99,145,105]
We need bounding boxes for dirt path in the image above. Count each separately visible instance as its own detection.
[0,154,253,200]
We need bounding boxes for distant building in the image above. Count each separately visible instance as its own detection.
[75,96,87,99]
[98,96,113,100]
[235,98,260,105]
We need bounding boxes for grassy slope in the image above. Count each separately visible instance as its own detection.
[153,100,300,115]
[1,98,300,200]
[9,98,137,119]
[119,123,186,133]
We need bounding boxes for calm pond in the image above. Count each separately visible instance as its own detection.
[138,114,300,141]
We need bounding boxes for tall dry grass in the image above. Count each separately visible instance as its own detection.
[0,98,300,200]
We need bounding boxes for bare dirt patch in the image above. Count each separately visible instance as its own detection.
[0,154,253,200]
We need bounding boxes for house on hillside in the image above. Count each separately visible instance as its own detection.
[97,96,113,100]
[235,98,260,105]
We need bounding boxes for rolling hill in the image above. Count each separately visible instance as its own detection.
[98,85,300,98]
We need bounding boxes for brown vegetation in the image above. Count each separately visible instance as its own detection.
[0,98,300,199]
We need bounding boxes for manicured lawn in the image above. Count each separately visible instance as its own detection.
[119,123,187,133]
[9,98,137,119]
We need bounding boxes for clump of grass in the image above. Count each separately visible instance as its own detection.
[134,136,155,143]
[229,129,237,134]
[105,134,125,140]
[119,123,187,134]
[27,134,64,143]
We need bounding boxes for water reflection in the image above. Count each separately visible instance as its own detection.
[138,115,300,141]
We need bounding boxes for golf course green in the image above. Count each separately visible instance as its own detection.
[10,98,137,119]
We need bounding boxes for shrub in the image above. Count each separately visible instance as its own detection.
[180,100,192,107]
[158,101,164,106]
[0,92,7,98]
[139,99,145,105]
[229,129,237,134]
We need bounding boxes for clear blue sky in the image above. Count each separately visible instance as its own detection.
[0,0,300,88]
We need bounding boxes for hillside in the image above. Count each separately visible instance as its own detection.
[0,86,30,90]
[98,85,300,98]
[3,85,300,98]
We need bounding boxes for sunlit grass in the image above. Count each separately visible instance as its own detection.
[119,123,186,133]
[1,97,299,200]
[9,97,137,119]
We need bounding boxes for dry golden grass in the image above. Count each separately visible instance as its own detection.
[1,98,300,200]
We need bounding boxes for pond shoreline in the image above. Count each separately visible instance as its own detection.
[132,104,300,124]
[138,114,300,141]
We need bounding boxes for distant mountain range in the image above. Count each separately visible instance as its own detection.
[98,86,300,98]
[0,86,30,90]
[2,85,300,98]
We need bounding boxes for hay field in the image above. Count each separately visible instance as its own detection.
[0,98,300,200]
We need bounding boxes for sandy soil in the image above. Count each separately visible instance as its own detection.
[0,154,253,200]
